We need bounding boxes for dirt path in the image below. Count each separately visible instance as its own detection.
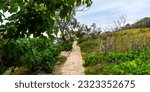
[53,41,85,75]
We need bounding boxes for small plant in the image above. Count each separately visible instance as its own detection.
[57,56,67,64]
[83,55,99,67]
[61,40,73,51]
[79,39,100,53]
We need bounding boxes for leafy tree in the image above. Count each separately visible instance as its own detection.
[132,17,150,28]
[90,23,101,38]
[0,0,93,74]
[76,24,91,38]
[0,0,92,41]
[56,11,78,41]
[123,23,131,29]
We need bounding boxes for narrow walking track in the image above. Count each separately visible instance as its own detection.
[61,41,85,75]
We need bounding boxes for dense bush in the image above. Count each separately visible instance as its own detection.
[83,55,98,67]
[84,66,102,75]
[0,38,63,74]
[103,59,150,75]
[82,46,150,75]
[132,17,150,28]
[79,39,100,53]
[102,49,150,75]
[100,51,138,62]
[61,40,73,51]
[83,50,139,67]
[77,38,84,44]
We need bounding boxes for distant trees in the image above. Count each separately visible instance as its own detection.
[122,17,150,30]
[75,23,102,41]
[56,12,78,41]
[132,17,150,28]
[90,23,102,38]
[124,23,131,29]
[106,16,150,31]
[75,24,90,40]
[112,15,127,31]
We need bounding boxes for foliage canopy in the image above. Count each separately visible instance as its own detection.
[0,0,92,40]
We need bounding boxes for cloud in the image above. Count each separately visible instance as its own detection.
[75,0,150,27]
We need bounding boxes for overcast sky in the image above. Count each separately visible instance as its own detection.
[75,0,150,28]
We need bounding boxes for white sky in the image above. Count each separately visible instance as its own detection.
[75,0,150,28]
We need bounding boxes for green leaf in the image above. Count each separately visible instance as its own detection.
[3,6,8,12]
[0,25,6,30]
[53,27,58,36]
[0,15,2,23]
[8,3,18,13]
[76,0,81,6]
[59,6,69,18]
[16,0,24,6]
[47,27,53,37]
[86,0,92,7]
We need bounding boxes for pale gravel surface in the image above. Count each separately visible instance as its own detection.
[52,41,85,75]
[60,41,85,75]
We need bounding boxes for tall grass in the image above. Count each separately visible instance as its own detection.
[79,28,150,75]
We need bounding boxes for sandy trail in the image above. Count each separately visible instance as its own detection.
[60,41,84,75]
[61,41,84,75]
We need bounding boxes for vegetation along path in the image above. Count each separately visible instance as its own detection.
[61,41,85,75]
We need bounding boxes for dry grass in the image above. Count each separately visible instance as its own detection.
[79,28,150,75]
[100,28,150,52]
[80,28,150,55]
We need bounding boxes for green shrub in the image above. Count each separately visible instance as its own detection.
[102,49,150,75]
[85,67,99,75]
[83,55,99,67]
[84,65,103,75]
[139,50,150,61]
[57,56,67,64]
[100,52,125,62]
[100,51,138,63]
[83,48,150,75]
[79,40,99,53]
[0,38,63,74]
[103,59,150,75]
[0,65,8,74]
[61,40,73,51]
[78,38,85,44]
